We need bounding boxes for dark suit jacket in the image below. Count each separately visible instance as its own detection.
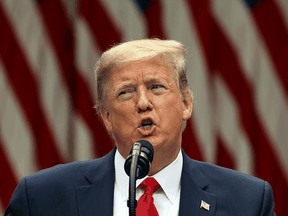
[5,148,275,216]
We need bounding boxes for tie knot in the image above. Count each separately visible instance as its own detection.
[140,177,160,195]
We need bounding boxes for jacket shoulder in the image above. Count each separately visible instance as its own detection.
[5,150,116,216]
[26,148,116,187]
[195,159,264,185]
[183,157,275,215]
[26,160,95,185]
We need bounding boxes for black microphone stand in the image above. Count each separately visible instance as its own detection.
[127,144,140,216]
[127,153,138,216]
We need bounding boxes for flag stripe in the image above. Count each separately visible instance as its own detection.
[0,136,18,209]
[36,0,75,80]
[1,0,71,159]
[276,0,288,26]
[212,0,288,178]
[74,116,95,160]
[0,202,4,216]
[79,0,122,52]
[0,60,37,178]
[216,137,236,170]
[100,0,146,41]
[182,118,204,161]
[0,63,19,208]
[252,0,288,99]
[0,4,64,169]
[143,0,167,39]
[74,71,114,156]
[215,75,253,174]
[75,17,100,99]
[185,0,288,214]
[35,1,76,132]
[74,18,100,160]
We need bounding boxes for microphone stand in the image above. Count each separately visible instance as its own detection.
[127,144,140,216]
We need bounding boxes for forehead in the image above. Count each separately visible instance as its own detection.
[109,60,174,84]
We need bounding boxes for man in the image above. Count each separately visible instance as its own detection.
[5,39,275,215]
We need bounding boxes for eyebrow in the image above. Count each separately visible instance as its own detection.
[143,77,163,84]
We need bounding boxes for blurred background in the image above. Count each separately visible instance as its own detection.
[0,0,287,215]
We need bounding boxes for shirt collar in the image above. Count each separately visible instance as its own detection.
[114,149,183,204]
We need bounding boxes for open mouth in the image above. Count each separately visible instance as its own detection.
[142,121,153,129]
[137,118,156,136]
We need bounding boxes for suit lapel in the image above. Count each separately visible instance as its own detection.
[179,150,216,216]
[76,148,116,216]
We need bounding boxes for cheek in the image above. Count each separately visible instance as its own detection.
[160,102,183,128]
[110,105,136,128]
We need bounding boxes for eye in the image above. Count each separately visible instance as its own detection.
[119,91,127,95]
[118,89,134,100]
[150,84,165,94]
[151,85,162,90]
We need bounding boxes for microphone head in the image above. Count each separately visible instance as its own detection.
[131,140,154,162]
[124,140,154,179]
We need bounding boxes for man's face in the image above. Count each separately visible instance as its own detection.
[100,60,192,175]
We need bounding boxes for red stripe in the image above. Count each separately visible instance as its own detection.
[0,4,64,169]
[79,0,122,52]
[182,118,204,161]
[38,0,118,157]
[36,1,77,113]
[0,135,18,209]
[75,71,114,157]
[36,1,75,80]
[216,136,236,170]
[143,0,167,39]
[252,0,288,99]
[185,0,287,215]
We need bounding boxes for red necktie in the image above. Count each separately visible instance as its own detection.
[136,177,161,216]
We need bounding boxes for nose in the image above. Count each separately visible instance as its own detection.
[136,88,153,112]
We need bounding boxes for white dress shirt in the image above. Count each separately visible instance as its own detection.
[113,149,183,216]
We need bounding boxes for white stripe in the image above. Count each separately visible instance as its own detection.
[0,201,4,216]
[74,116,96,161]
[2,0,70,160]
[100,0,146,40]
[76,17,101,98]
[61,0,77,21]
[276,0,288,29]
[215,75,254,175]
[0,60,38,178]
[75,18,101,160]
[162,0,216,163]
[213,0,288,180]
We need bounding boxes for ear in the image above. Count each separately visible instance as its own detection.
[99,105,113,133]
[182,97,193,121]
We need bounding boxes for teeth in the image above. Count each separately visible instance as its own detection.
[143,124,152,129]
[142,121,152,129]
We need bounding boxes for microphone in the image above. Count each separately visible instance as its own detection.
[124,140,154,216]
[124,140,154,179]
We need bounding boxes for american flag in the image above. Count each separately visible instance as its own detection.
[0,0,287,215]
